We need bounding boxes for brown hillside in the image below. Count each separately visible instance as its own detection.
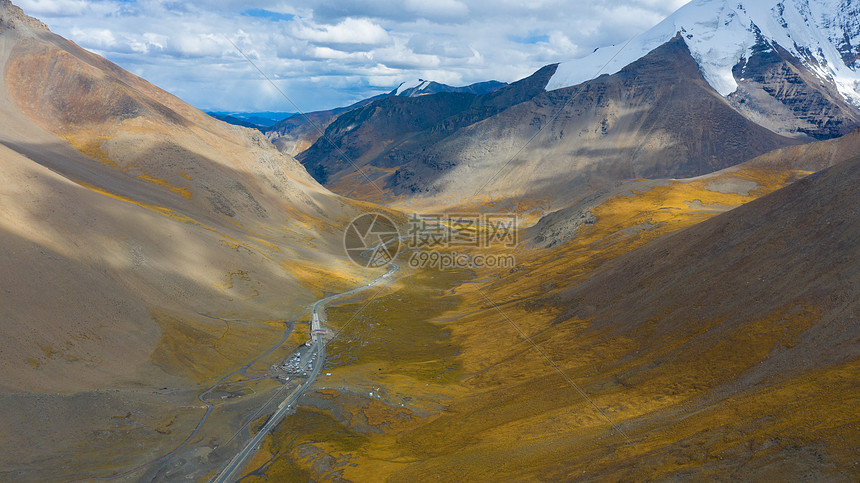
[0,2,390,479]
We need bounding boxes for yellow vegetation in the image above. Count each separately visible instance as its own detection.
[149,310,283,382]
[62,130,192,199]
[241,165,858,480]
[74,180,202,225]
[288,261,372,299]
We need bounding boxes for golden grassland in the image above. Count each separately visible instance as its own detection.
[523,166,810,286]
[287,261,377,300]
[323,269,472,384]
[239,269,471,481]
[242,406,367,481]
[238,164,859,481]
[149,309,285,382]
[62,130,193,199]
[73,180,203,226]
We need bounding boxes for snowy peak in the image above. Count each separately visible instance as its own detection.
[395,79,432,96]
[547,0,860,106]
[391,79,507,97]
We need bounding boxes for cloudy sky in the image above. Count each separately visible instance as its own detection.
[16,0,689,113]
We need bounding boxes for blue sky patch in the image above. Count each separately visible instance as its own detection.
[241,9,294,22]
[510,34,549,44]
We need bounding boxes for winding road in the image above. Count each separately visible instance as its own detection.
[211,261,399,482]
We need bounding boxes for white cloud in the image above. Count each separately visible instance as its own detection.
[171,33,229,57]
[291,17,389,46]
[16,0,689,111]
[310,46,371,60]
[16,0,90,16]
[128,32,167,53]
[372,42,442,70]
[547,32,578,57]
[70,26,116,48]
[404,0,469,19]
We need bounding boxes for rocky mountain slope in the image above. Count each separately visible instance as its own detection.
[302,37,802,209]
[0,0,376,391]
[0,1,386,478]
[265,79,507,157]
[264,94,388,156]
[297,0,860,212]
[550,0,860,140]
[530,126,860,248]
[297,64,558,200]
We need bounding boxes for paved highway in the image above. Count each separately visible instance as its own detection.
[211,262,398,482]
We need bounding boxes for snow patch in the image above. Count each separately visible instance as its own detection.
[395,79,424,95]
[395,78,432,96]
[546,0,860,105]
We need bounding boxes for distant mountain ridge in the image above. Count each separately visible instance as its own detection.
[296,0,860,211]
[393,79,507,97]
[299,37,805,208]
[265,79,507,156]
[297,64,557,193]
[207,111,294,129]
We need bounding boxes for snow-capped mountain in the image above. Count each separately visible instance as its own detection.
[547,0,860,106]
[395,79,433,95]
[392,78,507,97]
[296,0,859,207]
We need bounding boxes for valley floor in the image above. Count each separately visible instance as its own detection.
[233,162,860,480]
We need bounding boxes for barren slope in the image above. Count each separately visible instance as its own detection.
[0,0,372,393]
[297,64,557,203]
[0,2,390,479]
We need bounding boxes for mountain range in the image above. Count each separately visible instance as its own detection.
[264,79,507,156]
[548,0,860,138]
[295,0,860,212]
[206,111,295,130]
[0,0,858,480]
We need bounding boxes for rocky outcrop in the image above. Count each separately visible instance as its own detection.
[728,35,860,139]
[0,0,49,31]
